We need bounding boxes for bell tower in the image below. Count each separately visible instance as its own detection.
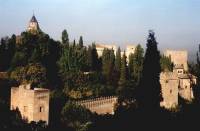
[27,14,40,33]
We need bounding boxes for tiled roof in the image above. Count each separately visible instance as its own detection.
[30,15,38,23]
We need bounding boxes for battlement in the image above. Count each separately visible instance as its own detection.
[76,96,118,115]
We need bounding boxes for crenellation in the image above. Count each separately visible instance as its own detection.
[76,96,118,115]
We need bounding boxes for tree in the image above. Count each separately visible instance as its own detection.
[195,45,200,84]
[117,52,128,97]
[119,52,128,85]
[79,36,84,48]
[73,39,76,47]
[102,48,115,85]
[128,44,144,85]
[61,102,92,130]
[0,35,16,71]
[87,43,99,71]
[115,47,121,82]
[10,51,27,69]
[10,63,47,88]
[91,43,99,71]
[49,90,67,126]
[136,30,162,111]
[62,29,69,46]
[160,55,173,72]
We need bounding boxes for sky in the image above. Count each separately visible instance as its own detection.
[0,0,200,59]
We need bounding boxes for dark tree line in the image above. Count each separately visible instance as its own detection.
[1,29,200,131]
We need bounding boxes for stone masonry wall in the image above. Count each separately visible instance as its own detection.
[33,88,49,124]
[10,84,49,124]
[76,96,118,115]
[179,78,194,101]
[160,72,179,109]
[11,85,35,121]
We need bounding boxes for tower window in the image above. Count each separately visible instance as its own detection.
[170,89,172,94]
[39,106,44,112]
[24,106,27,112]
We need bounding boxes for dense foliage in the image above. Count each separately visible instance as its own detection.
[160,55,173,71]
[1,29,200,130]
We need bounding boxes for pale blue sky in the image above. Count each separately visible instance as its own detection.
[0,0,200,56]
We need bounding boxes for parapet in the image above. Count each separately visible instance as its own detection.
[76,96,118,115]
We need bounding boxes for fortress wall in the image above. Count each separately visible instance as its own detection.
[160,72,179,109]
[10,85,49,124]
[77,96,118,115]
[11,86,35,121]
[160,79,179,109]
[179,79,194,101]
[33,89,50,124]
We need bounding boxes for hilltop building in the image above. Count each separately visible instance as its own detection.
[96,44,136,60]
[16,14,41,44]
[27,15,41,34]
[96,44,117,56]
[10,84,50,124]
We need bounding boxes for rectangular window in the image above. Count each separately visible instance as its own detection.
[24,106,27,112]
[39,106,44,112]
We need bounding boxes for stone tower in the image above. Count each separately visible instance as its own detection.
[160,72,179,109]
[11,84,49,124]
[164,50,188,71]
[27,15,40,33]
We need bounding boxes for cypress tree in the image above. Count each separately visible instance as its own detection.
[117,51,131,102]
[137,30,162,111]
[91,43,99,71]
[78,36,83,48]
[62,29,69,46]
[73,39,76,47]
[102,48,115,85]
[115,47,121,75]
[129,44,144,85]
[118,51,128,86]
[87,45,93,70]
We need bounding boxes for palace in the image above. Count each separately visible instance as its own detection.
[96,44,136,61]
